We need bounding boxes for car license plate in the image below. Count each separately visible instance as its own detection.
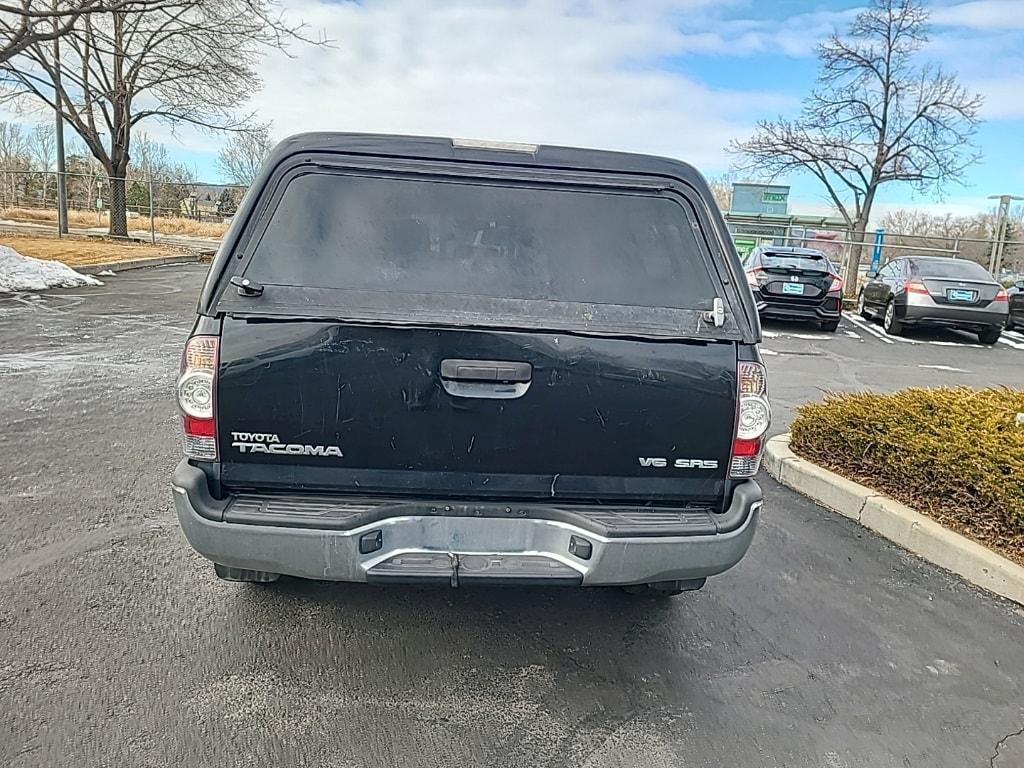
[782,282,804,295]
[947,288,974,302]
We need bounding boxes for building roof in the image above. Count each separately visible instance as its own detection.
[725,211,848,228]
[755,245,829,256]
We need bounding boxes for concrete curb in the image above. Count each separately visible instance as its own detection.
[764,433,1024,606]
[77,253,205,275]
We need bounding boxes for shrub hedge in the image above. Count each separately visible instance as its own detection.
[789,387,1024,564]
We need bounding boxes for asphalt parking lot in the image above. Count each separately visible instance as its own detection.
[2,264,1023,768]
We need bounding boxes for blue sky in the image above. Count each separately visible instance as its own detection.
[48,0,1024,221]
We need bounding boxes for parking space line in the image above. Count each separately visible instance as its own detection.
[843,312,894,344]
[841,312,1000,349]
[844,330,862,339]
[997,336,1024,351]
[919,364,970,373]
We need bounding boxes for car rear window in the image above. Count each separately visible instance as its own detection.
[910,259,992,280]
[243,172,718,310]
[760,251,832,273]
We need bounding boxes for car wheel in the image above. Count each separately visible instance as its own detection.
[882,300,903,336]
[820,319,840,333]
[1007,317,1016,331]
[621,579,705,597]
[857,291,871,319]
[977,326,1002,345]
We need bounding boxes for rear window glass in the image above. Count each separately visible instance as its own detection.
[244,172,718,310]
[909,259,992,280]
[760,251,832,272]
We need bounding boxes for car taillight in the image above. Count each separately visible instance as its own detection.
[746,266,762,288]
[827,274,843,293]
[993,288,1008,302]
[731,361,770,478]
[177,335,218,460]
[905,280,929,295]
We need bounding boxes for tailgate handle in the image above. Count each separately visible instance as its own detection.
[440,359,532,383]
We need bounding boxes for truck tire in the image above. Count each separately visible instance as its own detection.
[621,578,706,597]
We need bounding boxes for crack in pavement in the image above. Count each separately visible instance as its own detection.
[990,724,1024,767]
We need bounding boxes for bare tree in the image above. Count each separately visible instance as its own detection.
[0,0,165,64]
[706,173,734,213]
[27,120,53,201]
[878,206,1024,271]
[216,122,273,186]
[126,131,195,216]
[1,0,321,236]
[0,119,27,205]
[729,0,983,292]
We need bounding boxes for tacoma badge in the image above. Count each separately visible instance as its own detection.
[231,431,343,457]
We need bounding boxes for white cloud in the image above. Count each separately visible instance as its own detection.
[246,0,792,173]
[933,0,1024,31]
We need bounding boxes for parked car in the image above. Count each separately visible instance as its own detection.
[171,133,768,598]
[743,246,843,332]
[1007,281,1024,330]
[857,256,1008,344]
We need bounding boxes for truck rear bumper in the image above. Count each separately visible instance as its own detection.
[172,461,761,587]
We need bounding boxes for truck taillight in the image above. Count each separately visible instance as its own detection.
[731,361,770,478]
[178,335,218,460]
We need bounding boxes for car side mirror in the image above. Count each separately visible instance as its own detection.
[866,271,877,279]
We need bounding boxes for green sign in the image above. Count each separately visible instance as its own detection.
[762,191,787,204]
[734,237,756,257]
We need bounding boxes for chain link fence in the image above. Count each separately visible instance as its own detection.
[0,168,248,243]
[724,218,1024,288]
[1,168,1022,287]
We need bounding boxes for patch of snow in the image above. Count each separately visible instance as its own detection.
[0,245,102,292]
[97,269,116,277]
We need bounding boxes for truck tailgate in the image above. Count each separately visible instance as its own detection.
[217,318,737,503]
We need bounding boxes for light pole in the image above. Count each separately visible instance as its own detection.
[52,0,68,236]
[987,194,1024,278]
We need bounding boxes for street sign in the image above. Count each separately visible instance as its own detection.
[871,228,885,272]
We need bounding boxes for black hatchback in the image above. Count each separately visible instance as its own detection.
[743,246,844,332]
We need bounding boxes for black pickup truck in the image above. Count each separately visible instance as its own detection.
[172,133,768,597]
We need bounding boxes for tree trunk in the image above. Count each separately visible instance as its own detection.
[108,171,128,237]
[844,221,868,297]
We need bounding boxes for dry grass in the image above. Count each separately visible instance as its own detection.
[0,206,228,239]
[0,233,176,266]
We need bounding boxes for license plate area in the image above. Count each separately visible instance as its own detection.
[782,282,805,296]
[947,288,976,302]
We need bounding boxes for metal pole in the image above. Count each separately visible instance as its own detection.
[148,178,155,244]
[53,1,68,236]
[987,194,1024,278]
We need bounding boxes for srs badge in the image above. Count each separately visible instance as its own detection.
[638,457,719,470]
[231,431,343,457]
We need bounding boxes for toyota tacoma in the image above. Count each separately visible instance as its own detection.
[172,133,769,596]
